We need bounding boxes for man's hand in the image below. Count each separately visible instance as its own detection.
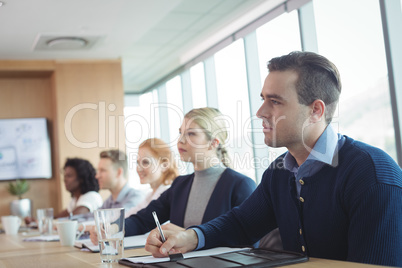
[89,226,98,245]
[145,228,198,258]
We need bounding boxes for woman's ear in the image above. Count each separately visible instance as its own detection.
[209,138,220,150]
[310,99,325,123]
[160,161,169,173]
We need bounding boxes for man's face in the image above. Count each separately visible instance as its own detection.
[256,70,311,151]
[95,158,118,190]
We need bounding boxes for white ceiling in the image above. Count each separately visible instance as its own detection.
[0,0,278,93]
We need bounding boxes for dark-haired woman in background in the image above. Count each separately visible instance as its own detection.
[25,158,103,224]
[55,158,103,218]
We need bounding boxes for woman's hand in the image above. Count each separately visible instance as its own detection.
[161,223,185,232]
[145,228,199,258]
[24,216,35,225]
[89,226,99,245]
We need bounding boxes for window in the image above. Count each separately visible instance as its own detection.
[124,90,160,188]
[165,76,191,173]
[214,39,255,180]
[165,76,184,147]
[190,62,207,108]
[314,0,396,160]
[256,10,302,85]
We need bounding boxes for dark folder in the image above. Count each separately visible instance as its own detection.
[118,248,308,267]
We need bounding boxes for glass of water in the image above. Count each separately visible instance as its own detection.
[37,208,54,235]
[94,208,125,263]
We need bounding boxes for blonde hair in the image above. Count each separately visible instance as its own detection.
[184,107,232,168]
[139,138,179,185]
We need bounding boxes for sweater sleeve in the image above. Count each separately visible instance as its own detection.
[343,143,402,266]
[124,187,172,236]
[197,169,277,249]
[347,183,402,266]
[230,173,257,207]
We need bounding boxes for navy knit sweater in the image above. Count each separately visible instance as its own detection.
[197,137,402,266]
[125,168,256,236]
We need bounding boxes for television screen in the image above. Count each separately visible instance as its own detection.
[0,118,52,181]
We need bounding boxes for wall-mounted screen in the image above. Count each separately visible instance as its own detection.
[0,118,52,181]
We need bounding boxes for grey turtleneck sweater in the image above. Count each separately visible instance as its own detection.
[183,164,226,228]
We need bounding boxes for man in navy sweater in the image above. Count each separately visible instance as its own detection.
[145,51,402,266]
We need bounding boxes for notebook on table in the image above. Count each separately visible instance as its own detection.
[75,233,149,252]
[118,247,308,267]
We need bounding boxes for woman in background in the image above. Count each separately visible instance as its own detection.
[121,107,256,236]
[26,158,102,225]
[125,138,179,217]
[55,157,103,218]
[91,107,255,244]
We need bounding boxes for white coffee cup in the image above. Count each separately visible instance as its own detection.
[1,215,22,235]
[56,220,85,246]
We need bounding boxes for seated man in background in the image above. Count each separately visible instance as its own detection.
[145,51,402,267]
[96,150,145,211]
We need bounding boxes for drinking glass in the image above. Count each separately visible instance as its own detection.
[94,208,125,263]
[37,208,54,235]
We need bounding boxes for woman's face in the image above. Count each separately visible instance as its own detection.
[177,118,213,164]
[63,166,80,193]
[136,147,164,188]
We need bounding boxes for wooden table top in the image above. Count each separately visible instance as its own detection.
[0,231,390,268]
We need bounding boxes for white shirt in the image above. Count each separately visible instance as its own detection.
[125,184,170,218]
[67,191,103,213]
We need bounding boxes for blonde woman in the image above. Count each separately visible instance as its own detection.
[125,138,178,217]
[124,107,256,236]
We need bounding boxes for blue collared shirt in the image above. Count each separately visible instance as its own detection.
[193,125,345,250]
[284,124,345,198]
[100,183,146,211]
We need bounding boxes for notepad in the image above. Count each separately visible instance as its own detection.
[122,247,248,264]
[23,235,60,242]
[119,248,309,267]
[75,233,149,252]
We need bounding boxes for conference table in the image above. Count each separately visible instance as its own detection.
[0,231,390,268]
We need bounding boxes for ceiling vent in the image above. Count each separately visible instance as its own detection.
[33,34,102,50]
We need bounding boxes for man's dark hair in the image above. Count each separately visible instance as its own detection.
[268,51,342,124]
[64,158,99,195]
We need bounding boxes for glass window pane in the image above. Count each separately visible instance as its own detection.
[256,10,302,85]
[165,76,190,173]
[256,10,302,164]
[314,0,396,160]
[166,76,184,146]
[190,62,207,108]
[124,90,160,189]
[214,39,255,181]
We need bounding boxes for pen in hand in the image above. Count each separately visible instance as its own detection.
[152,211,184,260]
[152,211,166,242]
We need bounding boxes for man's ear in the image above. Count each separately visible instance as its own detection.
[116,167,123,177]
[310,99,325,123]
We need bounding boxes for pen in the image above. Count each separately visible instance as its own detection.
[152,211,166,242]
[152,211,184,261]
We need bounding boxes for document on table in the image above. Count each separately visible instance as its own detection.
[23,235,60,242]
[75,233,149,252]
[122,247,249,264]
